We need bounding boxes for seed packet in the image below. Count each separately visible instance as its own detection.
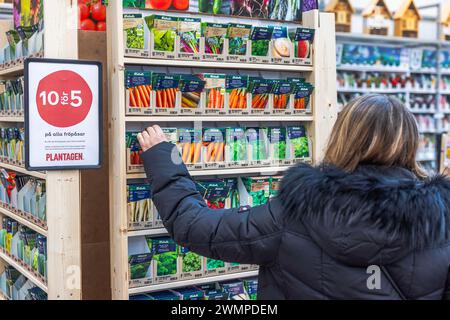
[177,128,202,167]
[171,287,205,300]
[226,75,249,112]
[269,0,302,21]
[125,70,152,114]
[145,291,180,300]
[291,28,314,63]
[177,17,201,58]
[123,0,145,8]
[123,14,146,57]
[152,74,180,112]
[203,128,225,166]
[200,73,226,112]
[271,26,291,63]
[198,0,226,13]
[246,127,269,164]
[179,75,205,114]
[243,278,259,300]
[287,126,310,161]
[292,79,314,111]
[128,236,153,287]
[144,15,177,59]
[249,26,273,62]
[179,246,203,279]
[221,280,249,300]
[202,22,227,59]
[270,176,283,196]
[227,24,251,61]
[127,183,153,230]
[248,78,272,112]
[162,128,178,145]
[224,178,240,209]
[230,0,269,18]
[268,127,287,162]
[126,132,143,173]
[272,80,294,112]
[149,236,179,282]
[225,128,247,165]
[240,176,271,206]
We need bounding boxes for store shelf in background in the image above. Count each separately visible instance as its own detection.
[417,156,437,162]
[0,63,24,77]
[337,87,404,94]
[0,163,46,180]
[124,57,314,72]
[337,65,409,73]
[126,115,315,123]
[0,116,24,122]
[127,166,295,180]
[0,207,47,237]
[0,251,47,293]
[129,270,259,295]
[336,32,443,47]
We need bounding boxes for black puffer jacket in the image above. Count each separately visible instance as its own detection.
[143,142,450,300]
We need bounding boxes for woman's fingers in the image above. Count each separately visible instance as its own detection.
[138,125,168,152]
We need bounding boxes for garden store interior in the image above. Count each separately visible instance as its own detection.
[0,0,449,301]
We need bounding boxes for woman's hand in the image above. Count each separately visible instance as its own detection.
[137,125,168,152]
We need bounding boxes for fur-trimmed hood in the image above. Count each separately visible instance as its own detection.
[279,164,450,266]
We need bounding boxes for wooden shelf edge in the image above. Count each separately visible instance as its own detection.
[0,206,47,236]
[0,163,46,180]
[124,57,314,72]
[0,116,24,122]
[0,251,48,292]
[125,115,315,122]
[127,165,294,180]
[129,270,259,295]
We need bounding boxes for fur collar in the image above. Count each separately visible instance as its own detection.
[279,164,450,265]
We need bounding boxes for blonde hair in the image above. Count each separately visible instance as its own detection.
[324,94,426,178]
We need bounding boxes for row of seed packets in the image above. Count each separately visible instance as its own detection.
[124,14,314,65]
[0,77,24,116]
[125,71,314,116]
[0,128,25,166]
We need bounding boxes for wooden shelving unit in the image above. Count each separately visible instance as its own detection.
[0,0,111,300]
[107,3,337,300]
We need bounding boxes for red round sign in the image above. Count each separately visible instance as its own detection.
[36,70,93,128]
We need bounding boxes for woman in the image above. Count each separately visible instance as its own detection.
[137,94,450,300]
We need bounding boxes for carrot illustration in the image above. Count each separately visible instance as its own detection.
[129,88,137,107]
[238,91,246,109]
[193,142,201,163]
[182,143,190,163]
[214,142,224,162]
[206,142,215,162]
[156,90,162,108]
[189,143,195,163]
[218,92,224,109]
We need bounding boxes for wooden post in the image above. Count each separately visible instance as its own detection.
[304,10,338,163]
[44,0,81,300]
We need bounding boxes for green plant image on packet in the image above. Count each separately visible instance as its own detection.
[207,258,225,270]
[182,251,202,273]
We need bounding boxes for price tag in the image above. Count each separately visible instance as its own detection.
[25,58,102,170]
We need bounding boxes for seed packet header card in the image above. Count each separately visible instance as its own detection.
[25,58,102,171]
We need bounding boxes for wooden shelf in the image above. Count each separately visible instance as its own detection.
[125,115,314,123]
[128,228,168,237]
[108,4,338,299]
[0,116,24,122]
[124,57,314,72]
[129,270,259,295]
[0,206,47,236]
[0,251,48,292]
[0,163,46,180]
[0,63,24,77]
[127,165,295,180]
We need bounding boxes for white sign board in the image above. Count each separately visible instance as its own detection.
[25,58,102,170]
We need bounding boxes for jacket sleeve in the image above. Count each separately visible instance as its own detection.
[141,142,284,266]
